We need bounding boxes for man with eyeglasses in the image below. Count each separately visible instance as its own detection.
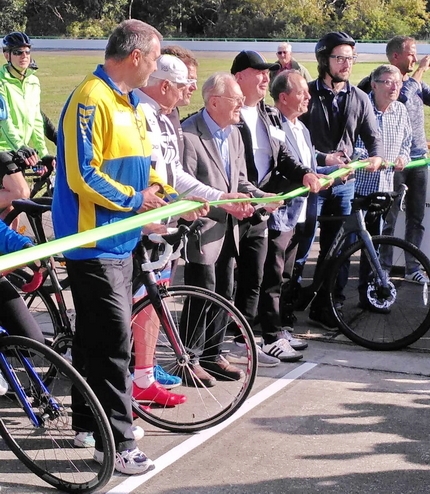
[229,50,322,365]
[358,36,430,284]
[354,64,412,310]
[269,42,312,87]
[0,31,51,224]
[300,31,383,330]
[180,72,281,384]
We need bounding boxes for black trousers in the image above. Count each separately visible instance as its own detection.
[66,257,136,453]
[183,227,236,360]
[234,220,269,327]
[258,229,296,343]
[0,276,44,343]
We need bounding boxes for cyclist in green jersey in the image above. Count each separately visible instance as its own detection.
[0,32,53,223]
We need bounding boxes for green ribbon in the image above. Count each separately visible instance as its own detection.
[0,157,429,272]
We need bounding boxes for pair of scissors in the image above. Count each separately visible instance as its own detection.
[164,184,200,204]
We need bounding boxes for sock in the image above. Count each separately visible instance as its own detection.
[134,366,155,389]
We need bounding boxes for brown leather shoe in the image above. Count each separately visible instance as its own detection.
[201,355,245,381]
[181,363,216,388]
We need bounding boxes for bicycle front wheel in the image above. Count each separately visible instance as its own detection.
[131,285,257,432]
[0,336,115,493]
[329,235,430,350]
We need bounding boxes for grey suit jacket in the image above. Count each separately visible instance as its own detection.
[182,110,264,264]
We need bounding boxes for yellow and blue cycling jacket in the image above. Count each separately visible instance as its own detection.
[52,64,176,260]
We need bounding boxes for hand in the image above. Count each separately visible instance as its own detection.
[142,222,169,235]
[418,55,430,72]
[180,196,210,221]
[219,193,254,219]
[315,173,334,191]
[303,172,322,193]
[261,193,283,213]
[394,156,406,171]
[325,151,347,166]
[137,184,169,213]
[364,156,382,172]
[16,145,39,168]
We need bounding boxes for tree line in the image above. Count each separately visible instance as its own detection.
[1,0,430,40]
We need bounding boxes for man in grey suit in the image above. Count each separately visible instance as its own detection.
[259,70,337,350]
[181,72,279,386]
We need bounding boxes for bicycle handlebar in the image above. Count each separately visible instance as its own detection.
[141,220,203,273]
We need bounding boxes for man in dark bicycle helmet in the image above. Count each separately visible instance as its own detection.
[0,32,53,222]
[300,31,383,329]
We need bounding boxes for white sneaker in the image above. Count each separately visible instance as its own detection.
[226,342,280,367]
[75,425,143,448]
[277,330,308,351]
[74,431,95,448]
[0,369,8,396]
[262,339,303,362]
[405,270,429,284]
[94,447,154,475]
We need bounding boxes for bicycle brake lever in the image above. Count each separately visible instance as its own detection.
[182,234,189,263]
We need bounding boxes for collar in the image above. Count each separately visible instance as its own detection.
[317,78,351,95]
[94,64,139,108]
[202,108,232,138]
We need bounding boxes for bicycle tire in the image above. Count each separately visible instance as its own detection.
[131,285,257,432]
[0,335,115,492]
[328,235,430,350]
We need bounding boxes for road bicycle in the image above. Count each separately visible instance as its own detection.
[4,198,74,359]
[0,327,114,492]
[130,223,258,432]
[288,189,430,351]
[4,200,258,433]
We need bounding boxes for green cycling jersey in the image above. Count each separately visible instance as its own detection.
[0,64,48,157]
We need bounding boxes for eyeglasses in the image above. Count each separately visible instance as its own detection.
[213,95,246,105]
[329,55,358,65]
[374,79,402,88]
[277,51,290,55]
[12,49,31,56]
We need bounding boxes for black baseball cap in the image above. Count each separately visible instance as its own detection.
[231,50,278,74]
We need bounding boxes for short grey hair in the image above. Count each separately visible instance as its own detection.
[270,70,301,102]
[105,19,162,61]
[370,64,401,83]
[202,72,236,105]
[277,42,292,52]
[386,35,415,61]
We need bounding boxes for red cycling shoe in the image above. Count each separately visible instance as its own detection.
[133,381,187,407]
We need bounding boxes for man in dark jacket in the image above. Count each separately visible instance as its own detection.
[300,32,383,329]
[230,50,322,364]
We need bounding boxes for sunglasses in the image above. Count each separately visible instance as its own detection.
[12,49,31,56]
[277,51,290,55]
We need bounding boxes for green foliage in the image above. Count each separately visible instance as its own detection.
[66,19,118,38]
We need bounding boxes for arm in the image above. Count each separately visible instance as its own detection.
[0,219,32,254]
[29,81,49,157]
[357,96,384,159]
[0,82,29,152]
[411,55,430,84]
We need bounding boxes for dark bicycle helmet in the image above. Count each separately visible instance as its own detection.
[315,31,355,58]
[2,31,31,51]
[315,32,355,80]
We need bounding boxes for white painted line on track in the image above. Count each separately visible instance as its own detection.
[106,362,317,494]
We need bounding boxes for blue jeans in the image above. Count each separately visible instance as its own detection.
[382,163,428,274]
[312,180,355,308]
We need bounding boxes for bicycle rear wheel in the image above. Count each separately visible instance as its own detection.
[131,285,257,432]
[329,235,430,350]
[0,335,115,493]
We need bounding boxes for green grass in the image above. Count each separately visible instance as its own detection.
[32,51,430,154]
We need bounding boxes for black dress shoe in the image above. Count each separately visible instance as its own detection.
[181,363,216,388]
[201,356,245,381]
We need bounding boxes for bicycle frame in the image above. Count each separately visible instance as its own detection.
[312,209,390,296]
[0,329,61,428]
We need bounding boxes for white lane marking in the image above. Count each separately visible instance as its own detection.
[106,362,317,494]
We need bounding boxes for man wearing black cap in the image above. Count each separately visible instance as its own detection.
[230,50,322,364]
[300,32,383,329]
